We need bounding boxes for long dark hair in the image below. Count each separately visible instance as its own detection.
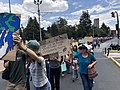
[73,45,77,52]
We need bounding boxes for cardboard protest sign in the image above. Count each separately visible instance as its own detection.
[84,36,93,42]
[72,42,78,47]
[43,52,59,59]
[0,13,20,61]
[39,34,71,58]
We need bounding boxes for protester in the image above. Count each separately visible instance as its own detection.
[65,54,71,74]
[72,45,79,82]
[72,45,78,55]
[85,44,94,55]
[45,58,51,80]
[98,41,101,48]
[49,56,61,90]
[71,59,79,82]
[4,48,27,90]
[26,60,31,90]
[74,44,97,90]
[13,34,51,90]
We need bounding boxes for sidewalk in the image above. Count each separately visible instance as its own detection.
[106,53,120,58]
[105,52,120,68]
[99,38,120,68]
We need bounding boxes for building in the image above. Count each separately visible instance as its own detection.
[94,18,99,28]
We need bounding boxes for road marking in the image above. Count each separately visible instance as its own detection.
[110,57,120,68]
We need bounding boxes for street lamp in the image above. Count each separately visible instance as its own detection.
[34,0,42,41]
[111,11,119,45]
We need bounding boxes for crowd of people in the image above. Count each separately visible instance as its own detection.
[3,33,97,90]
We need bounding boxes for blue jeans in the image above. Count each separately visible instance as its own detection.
[33,81,51,90]
[66,64,70,73]
[80,73,93,90]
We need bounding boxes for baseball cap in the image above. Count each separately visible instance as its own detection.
[83,44,92,50]
[78,44,88,50]
[27,40,40,54]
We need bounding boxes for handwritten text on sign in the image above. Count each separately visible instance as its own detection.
[39,34,71,57]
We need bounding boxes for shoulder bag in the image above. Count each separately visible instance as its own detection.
[88,54,98,79]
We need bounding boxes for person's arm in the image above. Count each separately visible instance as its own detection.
[23,47,44,63]
[88,54,97,69]
[88,61,97,69]
[13,34,43,63]
[57,57,61,62]
[52,57,61,62]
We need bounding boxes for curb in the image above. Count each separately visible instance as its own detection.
[104,53,120,68]
[110,57,120,68]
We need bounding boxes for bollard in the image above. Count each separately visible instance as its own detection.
[105,48,106,54]
[107,48,110,56]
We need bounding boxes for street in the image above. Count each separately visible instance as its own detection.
[60,52,120,90]
[0,0,120,90]
[1,38,120,90]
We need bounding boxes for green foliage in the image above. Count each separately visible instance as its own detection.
[22,17,39,41]
[48,23,59,37]
[22,11,111,40]
[77,11,92,37]
[46,11,94,39]
[100,23,110,36]
[93,23,110,37]
[22,17,47,41]
[47,17,70,37]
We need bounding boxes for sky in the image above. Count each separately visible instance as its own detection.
[0,0,120,30]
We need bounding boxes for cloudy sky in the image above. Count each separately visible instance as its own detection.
[0,0,120,30]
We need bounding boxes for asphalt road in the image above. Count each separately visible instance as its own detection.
[0,74,7,90]
[60,51,120,90]
[93,52,120,90]
[1,38,120,90]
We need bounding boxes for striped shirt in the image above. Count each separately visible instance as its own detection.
[29,57,48,87]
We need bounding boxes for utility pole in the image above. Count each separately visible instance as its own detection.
[34,0,42,41]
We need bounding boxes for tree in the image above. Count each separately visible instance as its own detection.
[46,12,93,39]
[66,25,76,39]
[100,23,110,37]
[77,10,92,37]
[23,17,40,41]
[48,23,59,37]
[94,27,102,37]
[57,17,67,28]
[56,17,68,35]
[47,17,69,37]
